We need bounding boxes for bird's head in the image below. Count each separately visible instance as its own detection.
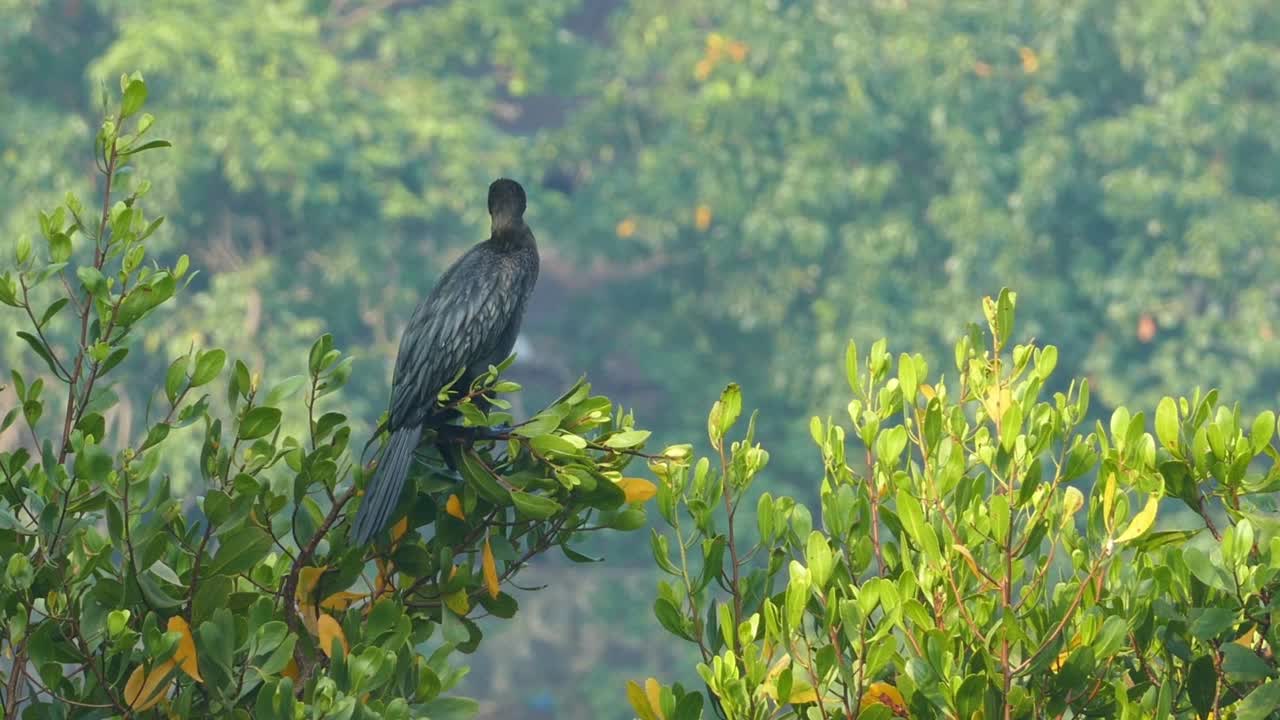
[488,178,527,233]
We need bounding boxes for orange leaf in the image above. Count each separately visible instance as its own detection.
[390,516,409,544]
[166,616,202,683]
[616,218,638,238]
[1137,313,1157,343]
[618,477,657,504]
[482,536,500,600]
[317,613,348,658]
[125,661,175,711]
[1019,47,1040,74]
[727,41,749,63]
[694,59,713,81]
[282,658,299,681]
[860,682,907,715]
[694,205,713,231]
[321,591,368,611]
[445,494,465,520]
[374,558,392,599]
[974,61,993,78]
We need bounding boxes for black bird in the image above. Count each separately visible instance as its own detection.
[352,178,540,545]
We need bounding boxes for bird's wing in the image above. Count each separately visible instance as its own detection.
[387,246,520,428]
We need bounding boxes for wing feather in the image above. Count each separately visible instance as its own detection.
[387,246,524,429]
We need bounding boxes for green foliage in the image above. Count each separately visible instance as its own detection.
[0,79,656,719]
[643,290,1280,719]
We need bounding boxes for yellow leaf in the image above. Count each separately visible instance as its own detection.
[444,588,470,616]
[860,682,907,715]
[759,653,818,704]
[391,516,409,544]
[706,33,725,51]
[1115,493,1159,544]
[482,536,500,600]
[321,590,368,611]
[1102,472,1117,534]
[167,616,202,683]
[626,680,660,720]
[1236,627,1257,648]
[951,544,992,588]
[694,205,713,231]
[786,681,818,705]
[618,477,657,503]
[616,218,637,238]
[1062,486,1085,524]
[445,494,465,520]
[125,661,175,711]
[645,678,666,720]
[1051,634,1082,672]
[919,384,936,401]
[317,613,348,658]
[296,566,326,604]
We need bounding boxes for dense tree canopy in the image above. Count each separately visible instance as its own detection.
[4,1,1280,717]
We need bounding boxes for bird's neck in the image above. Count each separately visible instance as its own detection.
[489,222,534,251]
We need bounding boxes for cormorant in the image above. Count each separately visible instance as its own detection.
[352,178,540,545]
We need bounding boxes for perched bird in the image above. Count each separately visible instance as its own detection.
[352,178,540,545]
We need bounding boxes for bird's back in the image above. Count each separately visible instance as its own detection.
[387,234,537,431]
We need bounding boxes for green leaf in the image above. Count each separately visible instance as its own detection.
[1187,654,1217,720]
[266,375,307,405]
[165,355,188,403]
[16,332,62,379]
[1237,680,1280,720]
[653,597,693,641]
[603,429,651,449]
[121,78,147,118]
[1221,644,1274,683]
[238,407,282,440]
[120,139,172,156]
[208,528,272,577]
[510,492,562,520]
[49,232,71,263]
[191,349,227,387]
[845,340,859,393]
[805,531,834,589]
[1251,410,1275,455]
[417,697,480,720]
[193,575,234,626]
[74,445,113,482]
[75,266,106,296]
[1155,397,1179,450]
[1190,607,1237,641]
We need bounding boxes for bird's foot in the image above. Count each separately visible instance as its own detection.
[469,423,513,441]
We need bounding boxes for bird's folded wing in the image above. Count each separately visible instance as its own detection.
[387,248,517,427]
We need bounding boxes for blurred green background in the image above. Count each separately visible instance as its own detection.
[4,1,1280,717]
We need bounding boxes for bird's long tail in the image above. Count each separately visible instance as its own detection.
[352,425,422,545]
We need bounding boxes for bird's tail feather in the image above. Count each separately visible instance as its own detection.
[352,425,422,545]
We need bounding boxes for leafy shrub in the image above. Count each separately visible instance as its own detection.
[0,76,657,719]
[640,290,1280,720]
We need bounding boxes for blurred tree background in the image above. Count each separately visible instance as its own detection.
[4,0,1280,717]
